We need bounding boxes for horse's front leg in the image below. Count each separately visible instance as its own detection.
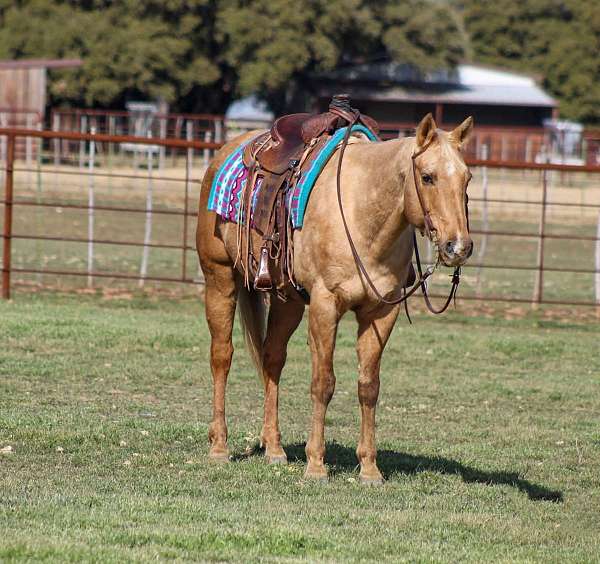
[355,304,400,484]
[304,287,340,481]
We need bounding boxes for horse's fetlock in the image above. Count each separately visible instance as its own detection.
[356,444,376,462]
[260,426,281,447]
[208,421,227,445]
[305,442,324,464]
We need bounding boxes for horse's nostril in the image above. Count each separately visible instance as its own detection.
[445,241,455,255]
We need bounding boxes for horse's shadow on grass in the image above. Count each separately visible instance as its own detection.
[268,442,562,502]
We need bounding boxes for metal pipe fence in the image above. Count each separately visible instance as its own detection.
[380,122,600,167]
[0,128,215,299]
[1,127,600,309]
[50,108,225,170]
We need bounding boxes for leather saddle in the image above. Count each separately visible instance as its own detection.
[238,95,380,295]
[254,111,380,175]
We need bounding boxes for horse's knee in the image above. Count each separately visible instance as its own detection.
[312,371,335,404]
[358,375,380,407]
[262,348,286,378]
[211,341,233,373]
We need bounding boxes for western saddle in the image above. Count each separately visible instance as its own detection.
[238,95,380,297]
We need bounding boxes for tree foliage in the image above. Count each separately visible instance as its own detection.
[0,0,597,123]
[0,0,220,110]
[459,0,600,124]
[0,0,465,113]
[218,0,465,111]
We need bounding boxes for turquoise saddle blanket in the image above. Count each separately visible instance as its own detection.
[207,125,377,228]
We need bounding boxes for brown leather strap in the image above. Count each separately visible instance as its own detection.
[413,231,460,314]
[335,119,433,306]
[411,139,437,238]
[410,139,461,314]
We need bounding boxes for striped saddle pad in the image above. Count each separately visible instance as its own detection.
[207,125,377,229]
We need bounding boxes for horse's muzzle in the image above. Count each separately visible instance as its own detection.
[439,238,473,267]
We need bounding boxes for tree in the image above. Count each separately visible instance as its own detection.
[217,0,466,112]
[0,0,467,113]
[378,0,466,71]
[459,0,600,124]
[0,0,221,110]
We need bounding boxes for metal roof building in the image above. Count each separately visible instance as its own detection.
[315,63,558,127]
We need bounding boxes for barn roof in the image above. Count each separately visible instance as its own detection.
[318,63,557,108]
[0,59,83,70]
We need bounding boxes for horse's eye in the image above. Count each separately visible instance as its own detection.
[421,174,434,185]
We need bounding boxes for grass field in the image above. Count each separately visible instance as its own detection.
[1,293,599,562]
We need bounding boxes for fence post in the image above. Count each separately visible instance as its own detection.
[172,117,183,166]
[0,118,3,181]
[215,119,223,144]
[203,131,212,168]
[87,127,96,287]
[108,115,115,168]
[595,212,600,311]
[2,134,15,300]
[475,144,489,296]
[52,112,60,167]
[159,117,166,172]
[35,122,43,284]
[532,167,548,306]
[139,134,154,287]
[132,117,141,169]
[79,115,87,170]
[182,143,192,283]
[525,137,532,163]
[26,114,33,190]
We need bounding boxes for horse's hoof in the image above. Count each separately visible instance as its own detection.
[208,450,230,463]
[359,474,384,486]
[304,467,328,483]
[266,453,288,465]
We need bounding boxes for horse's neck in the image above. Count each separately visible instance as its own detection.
[344,137,415,256]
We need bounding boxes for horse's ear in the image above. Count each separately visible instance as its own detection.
[450,116,474,149]
[416,113,437,148]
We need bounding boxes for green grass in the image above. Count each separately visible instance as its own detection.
[1,293,600,562]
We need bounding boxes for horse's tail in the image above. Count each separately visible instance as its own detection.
[237,286,266,384]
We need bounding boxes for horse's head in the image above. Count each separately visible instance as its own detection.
[405,113,474,267]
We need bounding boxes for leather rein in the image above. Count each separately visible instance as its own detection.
[334,111,462,316]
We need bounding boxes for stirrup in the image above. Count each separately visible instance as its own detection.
[253,247,273,291]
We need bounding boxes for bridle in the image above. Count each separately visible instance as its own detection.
[335,112,464,318]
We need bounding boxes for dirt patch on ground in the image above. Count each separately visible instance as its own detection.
[11,279,600,324]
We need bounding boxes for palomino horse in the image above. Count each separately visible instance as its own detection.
[196,113,474,484]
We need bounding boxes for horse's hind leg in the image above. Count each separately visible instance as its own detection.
[261,300,305,464]
[355,304,400,484]
[204,263,237,462]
